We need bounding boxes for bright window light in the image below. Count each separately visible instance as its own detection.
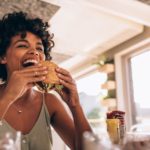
[76,72,107,96]
[131,50,150,108]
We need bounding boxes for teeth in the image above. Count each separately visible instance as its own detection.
[23,59,38,65]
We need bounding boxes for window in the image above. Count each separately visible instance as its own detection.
[115,39,150,130]
[77,72,107,96]
[130,50,150,124]
[76,72,107,131]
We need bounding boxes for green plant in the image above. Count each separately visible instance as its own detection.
[103,89,116,100]
[87,107,102,119]
[94,55,114,66]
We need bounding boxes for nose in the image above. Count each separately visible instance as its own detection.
[27,49,39,57]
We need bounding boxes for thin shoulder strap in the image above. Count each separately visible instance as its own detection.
[42,93,53,144]
[42,93,51,123]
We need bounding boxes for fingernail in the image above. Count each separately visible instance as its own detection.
[43,66,48,69]
[42,76,46,79]
[57,73,61,77]
[60,79,63,82]
[56,67,60,71]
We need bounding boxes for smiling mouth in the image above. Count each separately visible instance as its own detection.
[22,59,38,67]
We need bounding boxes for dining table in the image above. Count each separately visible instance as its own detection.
[83,131,150,150]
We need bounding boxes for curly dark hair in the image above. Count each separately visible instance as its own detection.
[0,11,54,81]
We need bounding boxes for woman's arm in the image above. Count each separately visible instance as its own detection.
[70,104,92,150]
[45,93,92,150]
[46,66,92,150]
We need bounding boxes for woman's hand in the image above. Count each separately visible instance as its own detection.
[2,64,48,103]
[55,67,80,108]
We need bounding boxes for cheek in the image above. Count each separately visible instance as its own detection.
[39,53,45,60]
[12,51,25,63]
[7,48,25,59]
[6,51,25,67]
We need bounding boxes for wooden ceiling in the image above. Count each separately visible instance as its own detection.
[138,0,150,5]
[0,0,59,21]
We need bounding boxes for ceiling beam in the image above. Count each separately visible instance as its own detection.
[45,0,150,26]
[83,0,150,26]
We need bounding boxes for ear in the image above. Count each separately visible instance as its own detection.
[0,56,7,64]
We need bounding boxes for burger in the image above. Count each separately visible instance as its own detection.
[35,60,63,93]
[22,58,63,92]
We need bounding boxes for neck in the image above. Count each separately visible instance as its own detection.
[13,89,36,114]
[1,82,37,103]
[17,88,35,104]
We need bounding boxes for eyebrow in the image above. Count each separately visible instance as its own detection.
[37,42,43,46]
[13,39,43,46]
[13,39,28,45]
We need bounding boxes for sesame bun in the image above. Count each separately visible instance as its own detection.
[40,61,59,84]
[35,61,63,93]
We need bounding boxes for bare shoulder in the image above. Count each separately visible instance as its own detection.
[44,92,61,108]
[42,91,67,116]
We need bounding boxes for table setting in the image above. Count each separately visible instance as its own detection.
[83,110,150,150]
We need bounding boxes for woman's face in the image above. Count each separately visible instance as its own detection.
[4,32,45,78]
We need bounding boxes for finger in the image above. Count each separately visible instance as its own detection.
[24,70,48,77]
[59,79,76,90]
[56,67,70,76]
[56,67,75,84]
[28,76,46,83]
[57,73,74,84]
[20,65,48,73]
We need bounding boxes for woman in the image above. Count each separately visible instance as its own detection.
[0,11,92,150]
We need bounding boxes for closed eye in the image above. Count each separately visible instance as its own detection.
[17,44,29,48]
[36,47,44,52]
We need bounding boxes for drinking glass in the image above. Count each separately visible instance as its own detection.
[0,132,21,150]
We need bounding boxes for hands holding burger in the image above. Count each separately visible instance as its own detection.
[36,60,80,108]
[1,60,79,109]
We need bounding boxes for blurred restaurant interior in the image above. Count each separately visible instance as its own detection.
[0,0,150,149]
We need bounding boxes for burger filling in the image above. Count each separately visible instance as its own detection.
[36,82,63,93]
[22,59,63,92]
